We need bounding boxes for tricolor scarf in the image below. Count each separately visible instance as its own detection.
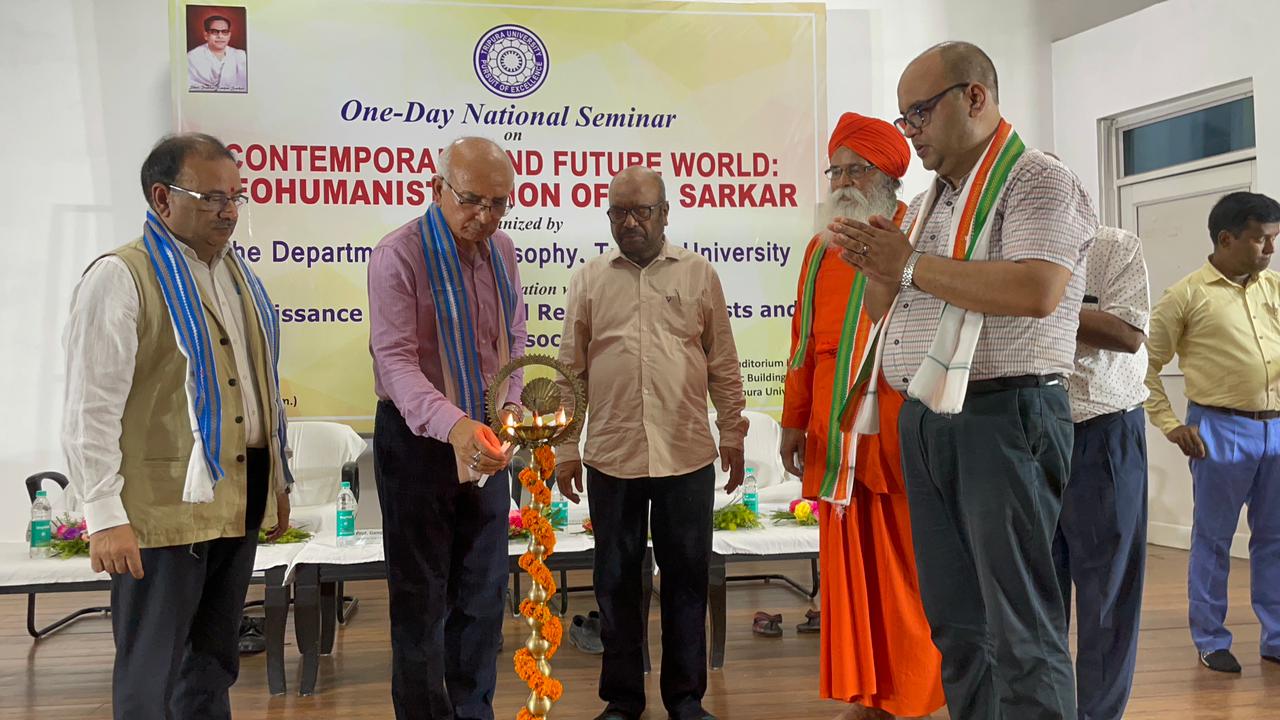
[839,120,1025,442]
[417,203,518,423]
[141,211,291,503]
[789,202,906,504]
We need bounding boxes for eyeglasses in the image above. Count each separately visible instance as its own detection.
[894,82,970,134]
[443,178,511,218]
[823,163,877,181]
[168,184,248,211]
[206,28,231,36]
[606,203,664,225]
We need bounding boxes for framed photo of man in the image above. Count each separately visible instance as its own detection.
[186,5,248,93]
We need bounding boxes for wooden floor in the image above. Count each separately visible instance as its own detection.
[2,546,1277,719]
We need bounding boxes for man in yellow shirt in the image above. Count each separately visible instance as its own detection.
[1145,191,1280,674]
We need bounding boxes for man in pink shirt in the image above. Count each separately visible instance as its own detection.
[367,136,527,720]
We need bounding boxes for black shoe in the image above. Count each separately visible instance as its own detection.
[1200,649,1242,673]
[1263,654,1280,665]
[238,616,266,655]
[592,712,635,720]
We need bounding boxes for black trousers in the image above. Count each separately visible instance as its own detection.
[899,384,1077,720]
[374,400,510,720]
[587,463,714,720]
[1053,407,1148,720]
[110,446,268,720]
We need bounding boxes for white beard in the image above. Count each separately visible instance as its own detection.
[817,185,898,233]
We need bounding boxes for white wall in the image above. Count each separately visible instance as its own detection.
[1,1,170,536]
[1052,0,1277,556]
[0,0,1056,537]
[827,0,1057,194]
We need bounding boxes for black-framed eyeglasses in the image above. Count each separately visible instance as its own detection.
[443,178,511,218]
[606,203,664,225]
[894,82,970,134]
[823,163,877,181]
[168,184,248,211]
[206,28,231,36]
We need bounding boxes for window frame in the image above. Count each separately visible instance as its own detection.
[1097,78,1255,225]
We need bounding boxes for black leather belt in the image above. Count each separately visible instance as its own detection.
[967,374,1064,395]
[1198,403,1280,421]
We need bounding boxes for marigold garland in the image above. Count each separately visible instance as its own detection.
[512,442,561,717]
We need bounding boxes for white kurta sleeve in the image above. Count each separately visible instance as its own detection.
[62,256,139,534]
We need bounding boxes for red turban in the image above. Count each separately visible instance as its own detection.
[827,112,911,179]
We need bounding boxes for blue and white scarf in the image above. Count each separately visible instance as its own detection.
[142,211,291,502]
[418,203,518,421]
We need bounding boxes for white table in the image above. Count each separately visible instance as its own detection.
[708,506,821,669]
[0,540,306,694]
[287,528,599,695]
[286,511,819,692]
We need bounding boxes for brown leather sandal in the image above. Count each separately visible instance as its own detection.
[796,608,820,633]
[752,611,783,638]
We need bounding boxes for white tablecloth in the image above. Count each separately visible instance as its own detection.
[710,503,820,556]
[0,541,306,589]
[711,522,820,556]
[285,529,597,575]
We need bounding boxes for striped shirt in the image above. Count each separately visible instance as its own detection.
[883,150,1098,391]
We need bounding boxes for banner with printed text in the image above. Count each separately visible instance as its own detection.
[172,0,827,432]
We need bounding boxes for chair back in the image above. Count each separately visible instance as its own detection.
[286,421,367,508]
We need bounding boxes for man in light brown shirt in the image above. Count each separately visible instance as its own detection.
[556,165,747,720]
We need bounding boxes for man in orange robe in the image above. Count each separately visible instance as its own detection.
[781,113,945,720]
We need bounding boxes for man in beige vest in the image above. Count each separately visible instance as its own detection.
[62,133,291,719]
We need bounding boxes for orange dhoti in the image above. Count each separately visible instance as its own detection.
[783,235,943,717]
[817,380,943,717]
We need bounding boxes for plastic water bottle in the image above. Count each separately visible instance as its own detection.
[29,490,52,559]
[743,466,759,516]
[550,484,569,531]
[336,481,357,547]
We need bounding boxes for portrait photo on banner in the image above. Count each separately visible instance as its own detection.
[185,4,249,94]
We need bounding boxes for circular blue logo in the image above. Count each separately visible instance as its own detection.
[473,24,549,99]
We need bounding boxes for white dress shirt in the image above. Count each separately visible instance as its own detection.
[187,43,248,92]
[62,241,264,534]
[1068,226,1151,422]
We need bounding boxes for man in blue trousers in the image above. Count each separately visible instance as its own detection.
[1145,191,1280,674]
[1056,225,1150,719]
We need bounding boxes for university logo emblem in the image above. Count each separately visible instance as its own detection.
[473,24,549,99]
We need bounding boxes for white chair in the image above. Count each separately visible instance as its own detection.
[286,421,367,534]
[709,410,803,506]
[284,421,367,633]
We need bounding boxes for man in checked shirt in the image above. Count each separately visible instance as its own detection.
[832,42,1097,719]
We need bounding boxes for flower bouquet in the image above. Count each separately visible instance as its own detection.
[769,499,819,526]
[712,500,762,531]
[257,526,313,544]
[49,515,90,558]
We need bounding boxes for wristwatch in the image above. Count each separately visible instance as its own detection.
[900,250,924,290]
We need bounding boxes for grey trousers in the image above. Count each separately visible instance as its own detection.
[899,382,1076,720]
[110,447,268,720]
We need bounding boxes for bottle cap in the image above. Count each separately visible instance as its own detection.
[36,490,48,498]
[340,481,351,489]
